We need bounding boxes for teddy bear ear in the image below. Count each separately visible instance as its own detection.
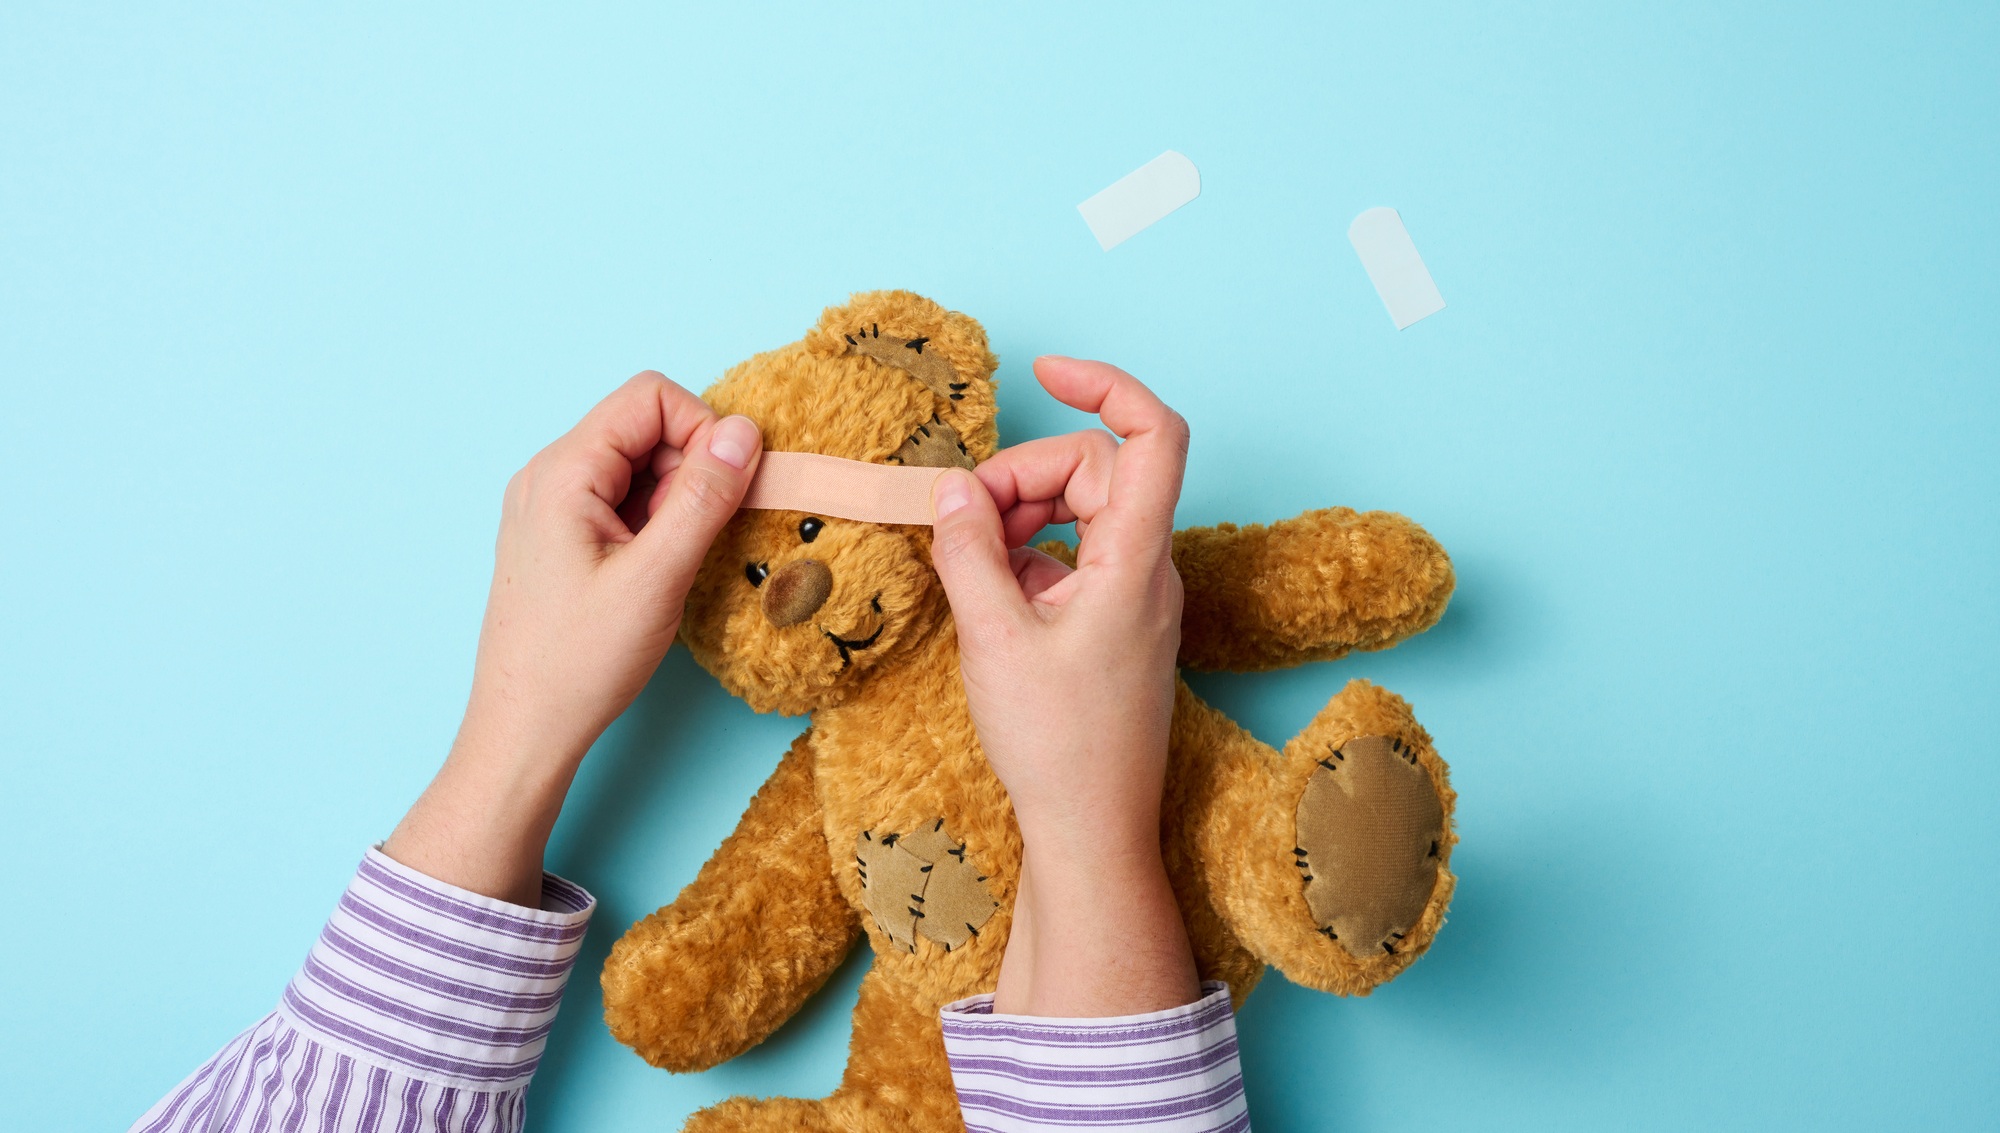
[802,290,1001,464]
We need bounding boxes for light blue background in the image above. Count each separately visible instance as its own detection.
[4,2,1996,1129]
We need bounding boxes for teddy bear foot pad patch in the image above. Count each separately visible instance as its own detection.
[1294,735,1445,959]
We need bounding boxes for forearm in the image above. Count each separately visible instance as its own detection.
[995,834,1201,1017]
[381,698,591,908]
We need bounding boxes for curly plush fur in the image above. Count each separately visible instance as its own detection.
[602,291,1458,1132]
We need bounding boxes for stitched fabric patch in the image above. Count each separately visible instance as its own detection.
[856,820,999,954]
[844,324,967,401]
[891,417,975,470]
[1294,735,1444,959]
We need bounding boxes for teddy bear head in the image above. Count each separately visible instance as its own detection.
[678,291,999,715]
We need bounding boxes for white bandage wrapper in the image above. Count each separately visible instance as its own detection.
[741,451,945,526]
[1077,151,1202,251]
[1347,207,1446,330]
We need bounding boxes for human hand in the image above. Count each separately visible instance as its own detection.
[460,373,762,761]
[928,356,1197,1013]
[930,356,1188,852]
[384,372,760,904]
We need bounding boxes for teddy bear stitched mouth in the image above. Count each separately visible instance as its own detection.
[820,595,886,668]
[820,624,882,668]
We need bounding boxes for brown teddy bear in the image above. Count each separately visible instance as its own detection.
[601,290,1459,1132]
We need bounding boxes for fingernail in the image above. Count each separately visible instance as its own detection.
[933,470,972,520]
[707,416,759,470]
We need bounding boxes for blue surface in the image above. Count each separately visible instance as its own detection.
[4,3,1997,1129]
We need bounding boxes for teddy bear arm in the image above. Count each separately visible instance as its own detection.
[1168,507,1455,672]
[601,732,860,1073]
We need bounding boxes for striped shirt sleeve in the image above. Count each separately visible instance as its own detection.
[939,982,1250,1133]
[129,847,595,1133]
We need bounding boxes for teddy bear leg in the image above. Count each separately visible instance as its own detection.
[684,966,967,1132]
[682,1096,839,1133]
[828,968,970,1132]
[1180,677,1455,997]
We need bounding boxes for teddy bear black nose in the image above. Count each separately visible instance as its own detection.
[762,560,834,628]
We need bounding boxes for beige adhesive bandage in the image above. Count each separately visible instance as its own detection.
[742,451,945,525]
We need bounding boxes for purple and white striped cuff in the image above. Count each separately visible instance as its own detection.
[130,849,597,1133]
[940,982,1250,1133]
[277,847,595,1092]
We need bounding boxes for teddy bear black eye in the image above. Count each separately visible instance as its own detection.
[744,562,769,587]
[799,517,824,543]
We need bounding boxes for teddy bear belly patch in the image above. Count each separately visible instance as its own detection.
[855,820,1000,954]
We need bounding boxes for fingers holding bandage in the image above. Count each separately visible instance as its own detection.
[974,356,1189,574]
[728,355,1183,629]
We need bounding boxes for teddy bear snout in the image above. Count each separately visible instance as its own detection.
[762,560,834,627]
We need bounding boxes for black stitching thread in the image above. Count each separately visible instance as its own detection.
[822,622,884,669]
[844,334,857,345]
[906,336,929,352]
[948,381,969,390]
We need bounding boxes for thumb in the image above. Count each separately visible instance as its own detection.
[623,414,761,596]
[930,468,1029,635]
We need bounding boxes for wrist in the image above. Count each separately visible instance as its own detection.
[1013,794,1161,862]
[456,683,602,774]
[1018,834,1170,900]
[1006,842,1200,1017]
